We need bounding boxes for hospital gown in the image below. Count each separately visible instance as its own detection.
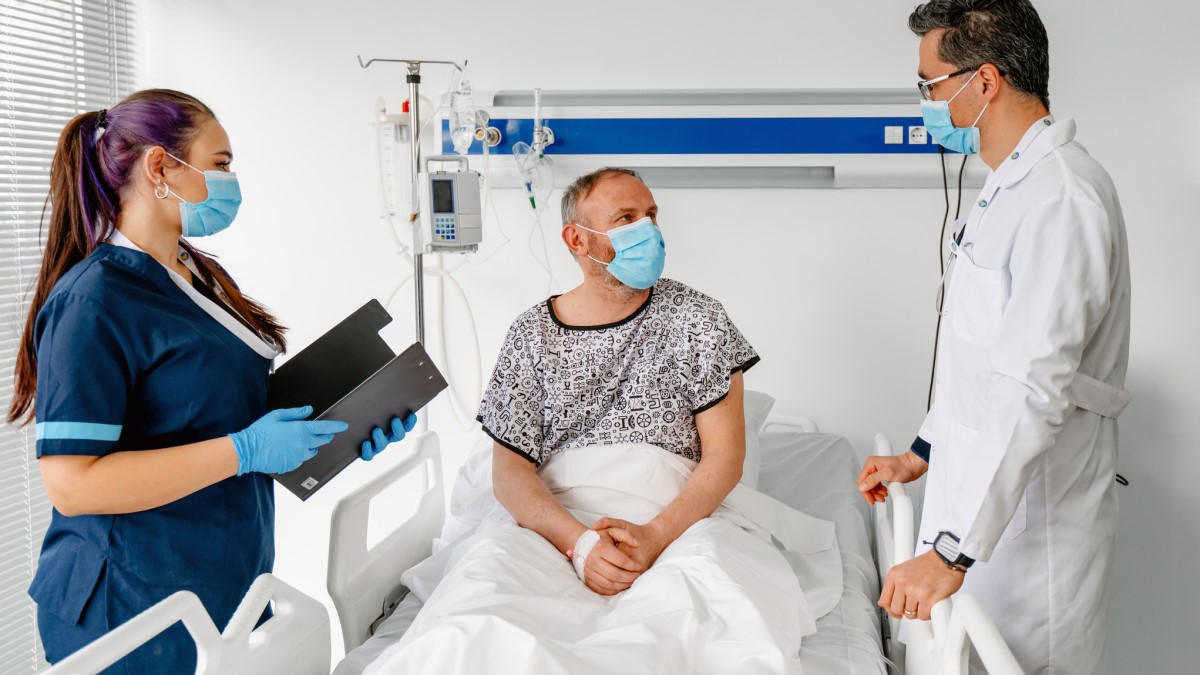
[477,278,759,464]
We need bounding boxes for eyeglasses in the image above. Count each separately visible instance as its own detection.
[917,66,977,101]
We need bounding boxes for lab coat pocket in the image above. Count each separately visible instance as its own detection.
[950,253,1004,347]
[28,544,106,625]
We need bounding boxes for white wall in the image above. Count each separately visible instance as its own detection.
[144,0,1198,671]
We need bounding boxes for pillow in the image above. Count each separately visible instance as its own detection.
[741,390,776,488]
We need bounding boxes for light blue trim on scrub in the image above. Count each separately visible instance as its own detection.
[36,422,123,442]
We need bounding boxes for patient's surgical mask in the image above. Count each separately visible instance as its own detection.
[575,217,666,290]
[920,69,989,155]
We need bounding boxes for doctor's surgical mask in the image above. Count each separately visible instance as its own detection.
[919,69,989,155]
[158,152,242,238]
[575,217,666,290]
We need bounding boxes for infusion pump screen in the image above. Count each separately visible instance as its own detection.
[432,179,455,214]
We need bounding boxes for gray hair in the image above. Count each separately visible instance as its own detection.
[560,167,643,227]
[909,0,1050,109]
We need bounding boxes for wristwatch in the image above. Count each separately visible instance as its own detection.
[932,531,975,573]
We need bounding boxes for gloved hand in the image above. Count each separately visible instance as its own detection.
[360,413,418,461]
[230,406,348,476]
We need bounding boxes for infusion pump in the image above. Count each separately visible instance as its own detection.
[416,155,482,254]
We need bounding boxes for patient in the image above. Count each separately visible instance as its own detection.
[478,167,760,595]
[351,168,827,674]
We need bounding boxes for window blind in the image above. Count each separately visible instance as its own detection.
[1,1,135,671]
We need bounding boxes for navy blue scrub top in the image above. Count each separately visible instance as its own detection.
[29,243,275,670]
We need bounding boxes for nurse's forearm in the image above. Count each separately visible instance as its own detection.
[39,439,239,516]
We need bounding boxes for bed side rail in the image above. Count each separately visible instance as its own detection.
[42,591,222,675]
[872,433,914,671]
[41,573,331,675]
[221,573,330,674]
[943,593,1025,675]
[872,433,1024,675]
[327,431,445,653]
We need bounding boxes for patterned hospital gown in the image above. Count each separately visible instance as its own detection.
[477,278,759,465]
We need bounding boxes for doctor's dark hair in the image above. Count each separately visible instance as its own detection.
[909,0,1051,109]
[561,167,643,227]
[8,89,286,426]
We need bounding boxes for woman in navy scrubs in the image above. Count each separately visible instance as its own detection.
[5,89,415,672]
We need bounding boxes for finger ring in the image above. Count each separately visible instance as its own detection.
[904,610,917,618]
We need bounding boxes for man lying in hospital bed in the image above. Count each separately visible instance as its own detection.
[351,168,842,674]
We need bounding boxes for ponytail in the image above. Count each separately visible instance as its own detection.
[7,110,110,425]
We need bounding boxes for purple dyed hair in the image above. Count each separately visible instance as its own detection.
[8,89,287,425]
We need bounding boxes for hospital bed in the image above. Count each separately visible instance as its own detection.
[44,416,1023,675]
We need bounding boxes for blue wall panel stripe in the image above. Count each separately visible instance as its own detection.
[441,117,943,155]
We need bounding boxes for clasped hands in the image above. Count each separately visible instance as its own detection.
[574,517,671,596]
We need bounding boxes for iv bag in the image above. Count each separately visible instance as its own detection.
[449,68,475,155]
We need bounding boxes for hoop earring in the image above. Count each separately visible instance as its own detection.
[155,182,169,200]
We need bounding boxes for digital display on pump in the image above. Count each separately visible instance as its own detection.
[432,179,455,214]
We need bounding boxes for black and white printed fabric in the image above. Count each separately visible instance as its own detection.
[478,279,759,465]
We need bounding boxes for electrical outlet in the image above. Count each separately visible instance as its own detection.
[908,126,928,144]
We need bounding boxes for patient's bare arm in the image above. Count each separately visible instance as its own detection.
[492,445,642,595]
[596,372,746,571]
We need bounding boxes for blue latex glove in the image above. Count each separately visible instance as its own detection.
[360,413,418,461]
[230,406,348,476]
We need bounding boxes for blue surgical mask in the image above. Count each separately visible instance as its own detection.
[576,216,666,290]
[920,70,989,155]
[164,152,242,237]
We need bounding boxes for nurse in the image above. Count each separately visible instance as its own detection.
[856,2,1131,673]
[5,89,416,672]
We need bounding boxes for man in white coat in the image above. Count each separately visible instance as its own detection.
[856,1,1131,673]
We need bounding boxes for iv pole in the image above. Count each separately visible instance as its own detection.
[358,56,465,345]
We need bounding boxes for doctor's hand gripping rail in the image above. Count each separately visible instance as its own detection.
[871,433,1024,675]
[41,573,330,675]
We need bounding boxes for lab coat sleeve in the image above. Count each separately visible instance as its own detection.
[959,195,1114,561]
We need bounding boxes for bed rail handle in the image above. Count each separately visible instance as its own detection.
[943,593,1024,675]
[221,573,330,675]
[328,431,446,652]
[873,433,915,565]
[43,591,222,675]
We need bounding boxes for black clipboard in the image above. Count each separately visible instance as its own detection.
[267,300,448,500]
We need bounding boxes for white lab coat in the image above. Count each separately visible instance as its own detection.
[913,116,1131,675]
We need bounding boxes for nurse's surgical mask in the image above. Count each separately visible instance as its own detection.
[920,69,989,155]
[157,152,242,238]
[574,217,666,290]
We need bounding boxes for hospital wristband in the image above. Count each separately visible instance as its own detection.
[570,530,601,581]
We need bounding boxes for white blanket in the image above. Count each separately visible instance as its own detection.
[365,444,841,675]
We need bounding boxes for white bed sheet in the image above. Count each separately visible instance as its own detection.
[335,431,887,675]
[757,431,888,675]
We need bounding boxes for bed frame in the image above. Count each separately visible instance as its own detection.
[44,428,1022,675]
[41,572,330,675]
[871,433,1024,675]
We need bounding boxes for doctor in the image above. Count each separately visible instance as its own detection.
[856,1,1130,673]
[6,89,416,672]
